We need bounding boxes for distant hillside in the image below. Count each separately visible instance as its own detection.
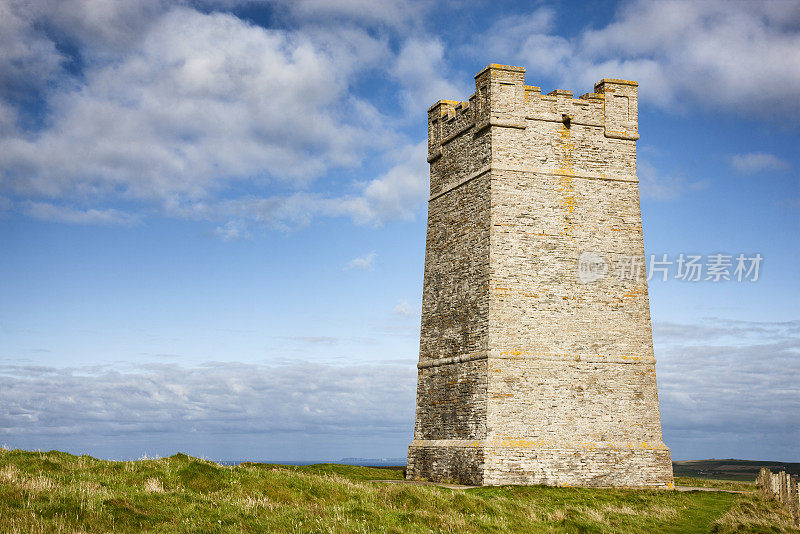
[674,459,800,481]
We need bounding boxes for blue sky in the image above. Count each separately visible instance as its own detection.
[1,0,798,462]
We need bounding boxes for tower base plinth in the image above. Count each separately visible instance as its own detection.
[408,440,673,487]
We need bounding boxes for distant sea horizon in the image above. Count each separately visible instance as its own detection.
[215,457,408,467]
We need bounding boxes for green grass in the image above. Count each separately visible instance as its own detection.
[0,448,796,533]
[674,477,756,492]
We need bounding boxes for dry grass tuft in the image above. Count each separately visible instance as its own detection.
[0,464,20,483]
[144,477,165,493]
[235,495,278,511]
[711,493,798,533]
[581,507,606,522]
[602,504,637,515]
[18,475,56,494]
[1,465,56,495]
[648,503,679,518]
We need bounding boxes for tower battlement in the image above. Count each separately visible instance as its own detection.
[408,64,672,487]
[428,65,639,169]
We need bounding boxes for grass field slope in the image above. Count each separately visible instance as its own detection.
[0,449,796,533]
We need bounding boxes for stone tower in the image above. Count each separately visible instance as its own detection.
[407,64,673,487]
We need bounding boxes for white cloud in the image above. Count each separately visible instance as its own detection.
[391,300,417,317]
[482,1,800,116]
[24,201,141,225]
[353,141,430,223]
[0,5,392,213]
[10,0,796,232]
[0,100,20,137]
[730,152,791,174]
[24,0,172,54]
[213,220,250,241]
[285,336,339,345]
[476,8,570,76]
[0,2,441,230]
[654,318,800,459]
[0,361,416,440]
[345,252,376,271]
[393,39,467,114]
[272,0,429,29]
[0,1,64,108]
[178,139,430,230]
[638,160,707,201]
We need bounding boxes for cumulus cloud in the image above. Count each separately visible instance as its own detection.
[482,1,800,115]
[198,140,429,231]
[0,2,439,231]
[0,3,421,231]
[730,152,791,174]
[349,141,430,223]
[475,7,570,76]
[0,1,65,106]
[1,7,387,200]
[345,252,376,271]
[5,0,796,232]
[20,0,172,54]
[578,0,800,112]
[393,39,467,113]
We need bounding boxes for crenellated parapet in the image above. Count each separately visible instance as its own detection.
[427,64,639,168]
[594,78,639,140]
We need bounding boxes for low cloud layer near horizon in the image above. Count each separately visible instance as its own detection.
[1,317,797,461]
[655,318,800,462]
[0,360,417,460]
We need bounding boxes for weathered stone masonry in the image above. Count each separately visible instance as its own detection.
[407,64,674,487]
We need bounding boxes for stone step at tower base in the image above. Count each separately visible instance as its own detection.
[408,441,671,487]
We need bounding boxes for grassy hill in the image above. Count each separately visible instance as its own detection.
[674,459,800,481]
[1,448,796,533]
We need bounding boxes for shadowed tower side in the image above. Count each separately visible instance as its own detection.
[407,64,673,487]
